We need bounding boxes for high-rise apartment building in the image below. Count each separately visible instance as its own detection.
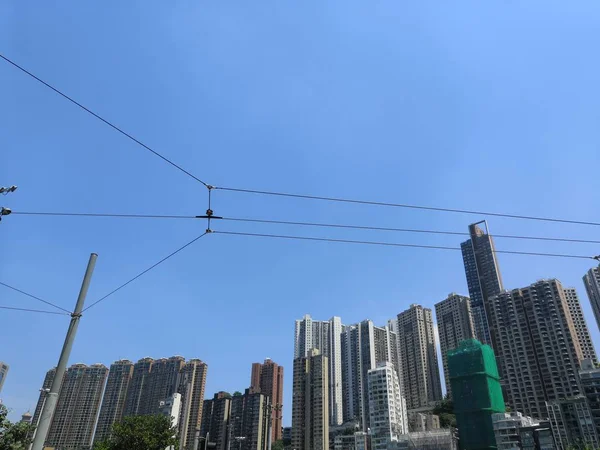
[229,388,270,450]
[367,362,408,450]
[448,339,505,450]
[250,358,284,442]
[461,220,504,345]
[487,279,583,420]
[200,392,232,450]
[563,287,597,364]
[341,320,398,430]
[395,304,442,410]
[294,315,344,426]
[584,264,600,332]
[0,362,8,393]
[142,356,186,416]
[94,359,133,443]
[46,363,109,450]
[178,359,208,450]
[434,294,475,397]
[291,349,329,450]
[123,357,153,417]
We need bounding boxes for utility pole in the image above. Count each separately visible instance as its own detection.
[30,253,98,450]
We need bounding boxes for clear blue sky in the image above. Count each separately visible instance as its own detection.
[1,1,599,424]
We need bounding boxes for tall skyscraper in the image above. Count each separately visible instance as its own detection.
[461,220,504,345]
[563,287,597,364]
[141,356,185,416]
[178,359,208,450]
[487,279,583,419]
[448,339,505,450]
[46,363,109,450]
[94,359,133,443]
[584,264,600,333]
[291,349,329,450]
[435,294,475,397]
[367,362,408,450]
[200,392,232,450]
[0,362,8,393]
[341,320,398,430]
[294,315,344,426]
[123,357,153,417]
[249,358,284,441]
[396,304,442,410]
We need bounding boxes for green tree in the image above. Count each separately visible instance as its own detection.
[0,404,35,450]
[271,440,284,450]
[93,415,178,450]
[432,395,456,428]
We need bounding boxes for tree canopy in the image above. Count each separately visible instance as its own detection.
[94,415,178,450]
[0,405,35,450]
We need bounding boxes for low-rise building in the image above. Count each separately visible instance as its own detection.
[492,412,553,450]
[408,412,439,432]
[546,396,599,449]
[389,429,457,450]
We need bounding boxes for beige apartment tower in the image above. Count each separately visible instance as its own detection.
[94,359,133,443]
[396,304,443,410]
[46,363,109,449]
[435,294,475,397]
[291,349,329,450]
[487,279,584,420]
[250,358,284,441]
[178,359,208,450]
[563,287,597,364]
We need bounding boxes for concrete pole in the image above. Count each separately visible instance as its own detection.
[30,253,98,450]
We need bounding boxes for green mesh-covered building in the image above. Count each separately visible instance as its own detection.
[448,339,505,450]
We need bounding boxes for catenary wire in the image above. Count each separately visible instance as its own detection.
[82,232,208,313]
[213,230,596,260]
[0,281,72,314]
[0,53,208,187]
[215,186,600,227]
[222,217,600,245]
[0,305,70,316]
[11,210,600,245]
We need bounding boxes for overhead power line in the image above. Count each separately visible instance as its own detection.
[0,281,72,314]
[82,232,208,313]
[0,53,208,187]
[215,186,600,227]
[222,217,600,245]
[11,211,600,245]
[213,230,596,260]
[0,305,69,316]
[12,211,195,219]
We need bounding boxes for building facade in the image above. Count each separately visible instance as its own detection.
[229,388,270,450]
[367,362,408,450]
[294,315,344,426]
[448,339,505,450]
[342,320,399,430]
[434,294,475,397]
[94,359,133,443]
[178,359,208,450]
[487,280,583,420]
[491,412,550,450]
[31,367,58,431]
[583,264,600,333]
[579,358,600,439]
[563,287,597,364]
[122,357,154,417]
[46,363,109,450]
[546,396,599,449]
[460,220,504,346]
[250,358,284,442]
[0,362,8,393]
[395,304,442,410]
[291,349,329,450]
[200,391,232,450]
